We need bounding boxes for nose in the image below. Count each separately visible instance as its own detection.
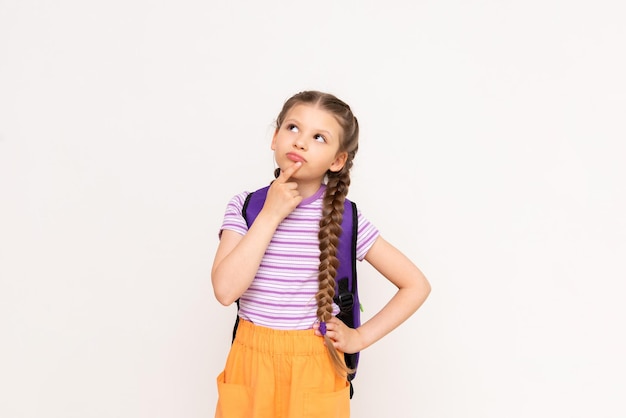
[293,135,307,150]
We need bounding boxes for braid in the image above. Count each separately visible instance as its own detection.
[316,165,355,376]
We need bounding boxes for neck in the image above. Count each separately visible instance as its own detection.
[294,180,325,200]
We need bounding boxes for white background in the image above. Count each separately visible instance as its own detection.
[1,1,625,417]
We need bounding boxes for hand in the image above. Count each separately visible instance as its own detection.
[313,317,363,354]
[261,162,303,223]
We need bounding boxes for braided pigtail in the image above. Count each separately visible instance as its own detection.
[317,158,356,377]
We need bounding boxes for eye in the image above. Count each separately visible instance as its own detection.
[314,134,326,143]
[286,124,299,132]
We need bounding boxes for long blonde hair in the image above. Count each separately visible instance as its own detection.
[275,91,360,376]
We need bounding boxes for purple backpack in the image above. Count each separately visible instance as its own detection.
[232,185,361,398]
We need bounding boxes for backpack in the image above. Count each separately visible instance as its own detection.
[231,185,361,398]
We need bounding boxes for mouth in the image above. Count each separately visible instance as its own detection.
[287,152,306,163]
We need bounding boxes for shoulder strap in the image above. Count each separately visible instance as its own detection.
[338,199,359,399]
[241,186,270,226]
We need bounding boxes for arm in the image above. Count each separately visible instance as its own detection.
[211,218,278,306]
[315,235,431,353]
[211,162,303,306]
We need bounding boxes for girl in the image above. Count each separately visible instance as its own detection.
[211,91,431,417]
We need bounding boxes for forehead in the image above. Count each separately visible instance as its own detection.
[284,104,343,137]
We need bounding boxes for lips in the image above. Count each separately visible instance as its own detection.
[287,152,306,163]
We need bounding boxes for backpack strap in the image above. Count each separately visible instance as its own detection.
[338,199,359,399]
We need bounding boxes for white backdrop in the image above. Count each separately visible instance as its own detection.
[1,1,625,417]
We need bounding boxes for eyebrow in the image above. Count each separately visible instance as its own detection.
[284,118,335,140]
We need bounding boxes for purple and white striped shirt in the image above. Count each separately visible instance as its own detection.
[219,184,380,330]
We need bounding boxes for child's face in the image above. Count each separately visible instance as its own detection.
[271,104,347,183]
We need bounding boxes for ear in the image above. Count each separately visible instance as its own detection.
[271,129,278,150]
[329,151,348,172]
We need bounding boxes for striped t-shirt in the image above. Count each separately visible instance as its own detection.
[219,184,380,330]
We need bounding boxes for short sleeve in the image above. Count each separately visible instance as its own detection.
[218,191,250,238]
[355,209,380,261]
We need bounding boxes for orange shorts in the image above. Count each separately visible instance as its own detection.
[215,319,351,418]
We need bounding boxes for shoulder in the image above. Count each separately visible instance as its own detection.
[226,191,251,211]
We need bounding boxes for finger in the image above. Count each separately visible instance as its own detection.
[325,318,340,330]
[327,317,341,325]
[275,161,302,183]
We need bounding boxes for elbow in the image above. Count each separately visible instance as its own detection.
[212,266,247,306]
[423,278,432,297]
[419,278,432,306]
[212,285,238,307]
[212,278,241,307]
[214,291,237,306]
[211,267,237,306]
[215,295,236,307]
[411,274,431,307]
